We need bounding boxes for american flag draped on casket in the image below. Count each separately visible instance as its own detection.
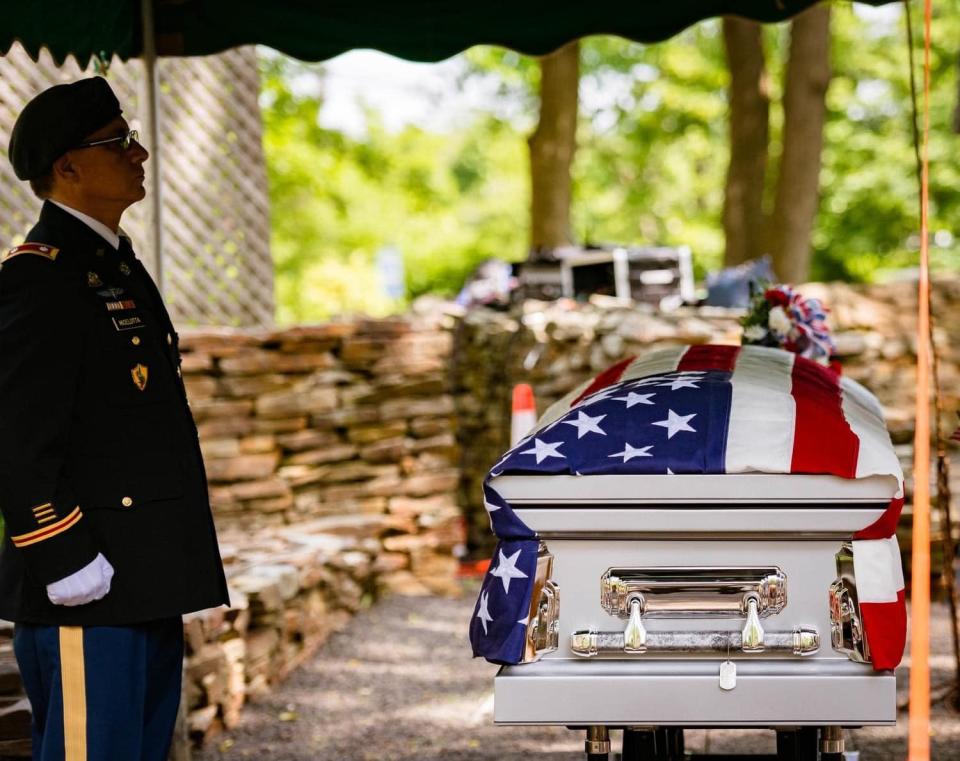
[469,344,906,671]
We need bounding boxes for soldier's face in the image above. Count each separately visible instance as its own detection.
[67,116,149,207]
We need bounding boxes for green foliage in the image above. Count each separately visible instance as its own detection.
[264,4,960,321]
[573,29,733,276]
[813,1,960,281]
[261,55,527,323]
[740,281,777,340]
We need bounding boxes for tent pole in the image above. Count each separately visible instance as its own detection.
[141,0,164,294]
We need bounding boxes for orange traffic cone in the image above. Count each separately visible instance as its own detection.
[510,383,537,447]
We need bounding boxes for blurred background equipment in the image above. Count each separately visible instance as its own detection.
[456,258,516,309]
[515,245,695,308]
[375,244,406,301]
[705,256,775,308]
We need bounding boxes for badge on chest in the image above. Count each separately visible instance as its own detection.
[112,314,144,331]
[90,280,146,332]
[131,363,149,391]
[105,299,137,312]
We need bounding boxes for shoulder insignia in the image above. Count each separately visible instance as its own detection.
[3,243,60,263]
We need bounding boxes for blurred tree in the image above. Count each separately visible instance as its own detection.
[722,5,831,282]
[465,29,732,268]
[529,41,579,258]
[722,18,770,267]
[767,4,832,282]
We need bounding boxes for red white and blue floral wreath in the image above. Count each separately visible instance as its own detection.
[740,284,836,366]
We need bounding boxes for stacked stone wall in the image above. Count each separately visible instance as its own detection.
[173,311,469,743]
[180,313,464,594]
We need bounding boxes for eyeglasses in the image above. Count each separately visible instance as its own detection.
[74,129,140,152]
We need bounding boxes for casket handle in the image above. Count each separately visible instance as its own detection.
[740,594,765,652]
[518,541,561,663]
[600,566,787,619]
[623,596,647,653]
[828,543,871,664]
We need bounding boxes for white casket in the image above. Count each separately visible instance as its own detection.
[492,472,897,727]
[470,345,906,759]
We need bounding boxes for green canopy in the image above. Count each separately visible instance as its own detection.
[4,0,894,67]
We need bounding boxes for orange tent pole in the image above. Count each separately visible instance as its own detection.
[907,0,933,758]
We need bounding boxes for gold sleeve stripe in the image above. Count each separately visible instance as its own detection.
[11,507,82,547]
[33,507,56,517]
[36,515,57,524]
[59,627,87,761]
[31,502,53,513]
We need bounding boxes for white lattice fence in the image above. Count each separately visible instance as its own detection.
[0,44,274,327]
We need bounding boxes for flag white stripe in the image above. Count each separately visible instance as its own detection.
[852,536,903,602]
[725,346,796,473]
[619,345,689,381]
[540,378,594,426]
[539,346,689,427]
[840,376,905,483]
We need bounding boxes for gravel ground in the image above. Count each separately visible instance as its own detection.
[197,583,960,761]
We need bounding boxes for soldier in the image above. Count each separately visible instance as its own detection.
[0,77,228,760]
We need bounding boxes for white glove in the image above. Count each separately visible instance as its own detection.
[46,553,114,606]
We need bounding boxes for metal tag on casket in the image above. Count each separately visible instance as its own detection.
[472,344,906,734]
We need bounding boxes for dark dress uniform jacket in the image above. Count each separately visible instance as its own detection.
[0,202,229,625]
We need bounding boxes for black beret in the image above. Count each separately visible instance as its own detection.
[8,77,122,181]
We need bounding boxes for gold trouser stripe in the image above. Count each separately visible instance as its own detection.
[59,627,87,761]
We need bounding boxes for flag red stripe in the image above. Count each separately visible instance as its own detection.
[676,344,740,372]
[860,589,906,670]
[570,356,634,407]
[854,495,904,540]
[790,357,859,477]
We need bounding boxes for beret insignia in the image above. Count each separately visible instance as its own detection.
[3,243,60,263]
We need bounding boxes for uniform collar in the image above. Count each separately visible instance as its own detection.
[49,200,121,251]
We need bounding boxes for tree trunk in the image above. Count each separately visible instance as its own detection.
[528,40,579,260]
[721,18,770,268]
[768,4,831,283]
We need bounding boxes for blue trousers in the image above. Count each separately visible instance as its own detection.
[13,618,183,761]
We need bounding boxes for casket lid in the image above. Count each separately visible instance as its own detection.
[490,472,899,505]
